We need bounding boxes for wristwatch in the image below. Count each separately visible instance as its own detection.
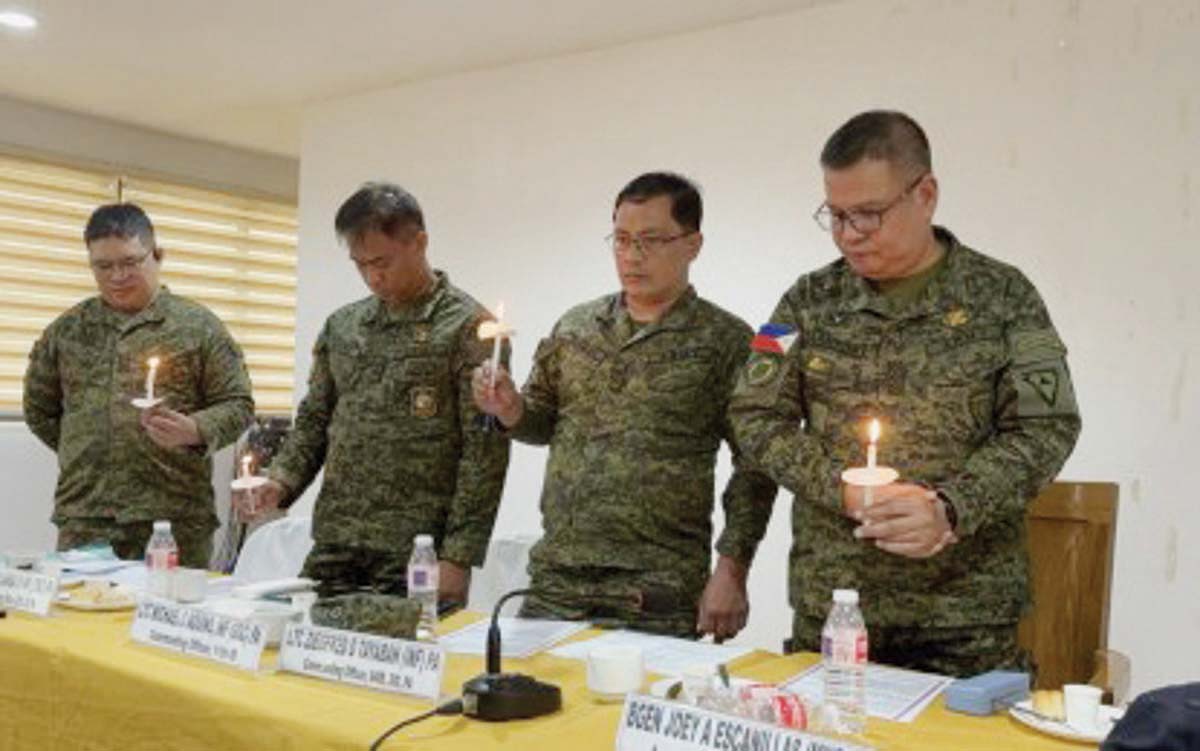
[934,489,959,532]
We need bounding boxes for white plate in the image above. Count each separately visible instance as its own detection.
[56,584,137,611]
[1009,699,1124,744]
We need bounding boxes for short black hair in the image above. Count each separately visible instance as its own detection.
[820,110,932,176]
[84,203,156,249]
[334,181,425,243]
[613,172,702,233]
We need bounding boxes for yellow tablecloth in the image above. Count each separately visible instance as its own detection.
[0,607,1088,751]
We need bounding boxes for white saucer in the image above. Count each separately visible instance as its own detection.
[1009,699,1124,743]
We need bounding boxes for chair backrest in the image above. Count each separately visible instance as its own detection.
[1019,481,1119,690]
[232,514,314,584]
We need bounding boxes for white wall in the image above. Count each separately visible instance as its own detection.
[297,0,1199,694]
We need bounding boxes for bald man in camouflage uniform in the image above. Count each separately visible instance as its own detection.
[730,111,1081,676]
[24,204,253,568]
[474,173,777,639]
[251,183,509,618]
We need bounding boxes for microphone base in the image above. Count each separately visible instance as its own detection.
[462,672,562,721]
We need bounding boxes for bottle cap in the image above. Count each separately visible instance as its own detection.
[833,588,859,605]
[153,520,172,533]
[414,534,433,547]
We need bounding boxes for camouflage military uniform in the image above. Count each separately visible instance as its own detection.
[512,288,777,636]
[729,228,1081,676]
[23,288,254,568]
[269,272,510,599]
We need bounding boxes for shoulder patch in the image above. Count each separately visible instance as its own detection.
[745,354,781,387]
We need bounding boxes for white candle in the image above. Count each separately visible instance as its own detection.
[145,356,161,400]
[864,418,881,508]
[489,302,505,389]
[240,454,252,480]
[867,418,880,468]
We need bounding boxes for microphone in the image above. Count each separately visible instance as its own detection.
[461,588,562,722]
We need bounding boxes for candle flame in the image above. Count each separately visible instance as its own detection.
[148,356,160,369]
[868,418,881,443]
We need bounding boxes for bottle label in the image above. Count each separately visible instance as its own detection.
[825,629,868,665]
[146,549,179,570]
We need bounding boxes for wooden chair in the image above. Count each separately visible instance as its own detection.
[1019,481,1119,691]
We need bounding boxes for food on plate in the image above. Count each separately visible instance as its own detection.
[1032,689,1065,720]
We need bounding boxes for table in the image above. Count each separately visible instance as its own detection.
[0,607,1090,751]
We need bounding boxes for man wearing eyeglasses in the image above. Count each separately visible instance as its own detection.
[729,111,1081,676]
[472,172,776,639]
[23,203,254,567]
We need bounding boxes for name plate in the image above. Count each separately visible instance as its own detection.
[617,695,874,751]
[0,569,59,616]
[130,597,268,672]
[279,623,445,700]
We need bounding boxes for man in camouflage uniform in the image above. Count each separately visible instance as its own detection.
[249,183,509,620]
[729,111,1081,676]
[24,203,254,568]
[473,173,777,639]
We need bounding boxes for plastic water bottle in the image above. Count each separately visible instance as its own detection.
[407,534,439,641]
[144,520,179,598]
[822,588,868,734]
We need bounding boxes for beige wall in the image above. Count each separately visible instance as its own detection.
[295,0,1198,694]
[0,94,297,200]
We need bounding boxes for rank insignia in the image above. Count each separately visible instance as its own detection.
[412,324,432,343]
[411,386,438,418]
[944,308,970,327]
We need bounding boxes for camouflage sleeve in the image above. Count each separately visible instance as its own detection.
[270,322,336,503]
[714,327,779,565]
[440,314,511,567]
[189,320,254,455]
[508,333,560,445]
[937,275,1081,537]
[728,289,844,513]
[22,327,63,450]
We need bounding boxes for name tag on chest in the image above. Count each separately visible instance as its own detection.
[130,597,268,672]
[617,695,874,751]
[0,569,58,616]
[278,623,445,700]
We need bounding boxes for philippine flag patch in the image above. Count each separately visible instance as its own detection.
[750,323,797,355]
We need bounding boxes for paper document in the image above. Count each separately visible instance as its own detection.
[780,663,953,723]
[550,630,753,676]
[440,617,588,658]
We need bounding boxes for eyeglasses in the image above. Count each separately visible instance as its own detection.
[90,249,153,275]
[605,230,695,256]
[813,173,927,235]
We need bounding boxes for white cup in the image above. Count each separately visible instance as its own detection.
[171,568,208,603]
[1063,683,1103,733]
[587,646,644,701]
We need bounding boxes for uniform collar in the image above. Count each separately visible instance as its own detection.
[366,270,448,326]
[842,227,965,319]
[599,285,699,344]
[89,286,170,331]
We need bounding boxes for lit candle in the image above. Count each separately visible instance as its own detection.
[864,418,881,508]
[477,302,515,391]
[240,453,252,480]
[144,356,161,400]
[489,302,505,389]
[867,418,880,468]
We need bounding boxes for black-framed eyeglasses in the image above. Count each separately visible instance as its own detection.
[89,248,153,275]
[605,230,695,256]
[813,173,928,235]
